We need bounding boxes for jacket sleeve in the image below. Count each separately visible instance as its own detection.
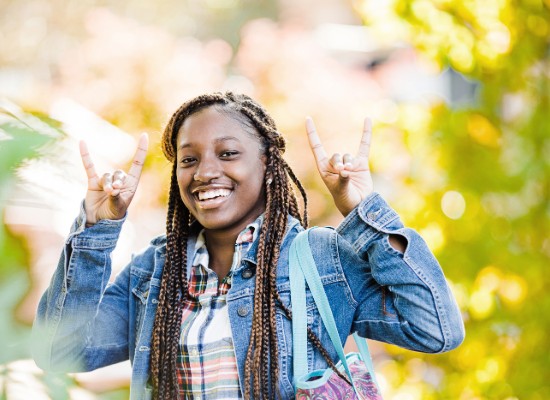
[336,192,465,353]
[32,204,131,373]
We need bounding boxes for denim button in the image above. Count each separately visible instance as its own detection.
[237,306,250,317]
[367,209,381,221]
[242,267,254,279]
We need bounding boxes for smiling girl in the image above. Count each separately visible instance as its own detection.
[33,92,464,399]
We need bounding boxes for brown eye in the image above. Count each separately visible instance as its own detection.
[220,151,239,158]
[180,157,196,166]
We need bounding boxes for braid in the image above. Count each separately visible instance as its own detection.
[283,159,309,228]
[152,91,341,399]
[151,166,190,399]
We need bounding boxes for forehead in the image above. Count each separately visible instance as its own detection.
[177,106,259,146]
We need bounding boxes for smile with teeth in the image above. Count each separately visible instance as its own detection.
[197,188,232,201]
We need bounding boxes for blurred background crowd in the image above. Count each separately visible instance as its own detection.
[1,0,549,398]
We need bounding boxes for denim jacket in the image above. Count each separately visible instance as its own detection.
[32,192,464,399]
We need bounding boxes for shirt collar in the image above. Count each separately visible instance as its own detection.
[194,214,264,251]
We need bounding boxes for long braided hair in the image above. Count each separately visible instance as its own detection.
[151,92,345,399]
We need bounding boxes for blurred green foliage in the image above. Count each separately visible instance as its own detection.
[353,0,550,398]
[0,105,73,398]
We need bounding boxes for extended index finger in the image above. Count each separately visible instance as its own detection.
[305,117,328,168]
[357,117,372,159]
[127,133,149,181]
[79,140,98,182]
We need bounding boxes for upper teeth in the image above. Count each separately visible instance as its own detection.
[198,189,231,200]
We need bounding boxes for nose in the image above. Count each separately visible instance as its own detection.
[193,154,222,182]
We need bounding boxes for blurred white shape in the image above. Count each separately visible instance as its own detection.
[50,98,135,166]
[2,360,50,400]
[441,190,466,220]
[315,23,382,53]
[6,99,135,235]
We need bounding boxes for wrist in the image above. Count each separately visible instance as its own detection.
[85,213,97,227]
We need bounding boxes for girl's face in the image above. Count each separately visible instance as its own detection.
[176,106,267,237]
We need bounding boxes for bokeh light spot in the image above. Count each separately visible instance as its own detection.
[475,358,501,383]
[476,266,502,292]
[469,289,495,319]
[441,190,466,219]
[498,275,527,306]
[467,114,501,147]
[418,222,445,252]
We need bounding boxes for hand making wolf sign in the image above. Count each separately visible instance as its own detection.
[79,133,149,226]
[305,117,374,217]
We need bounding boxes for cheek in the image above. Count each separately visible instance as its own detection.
[252,170,267,199]
[176,171,193,204]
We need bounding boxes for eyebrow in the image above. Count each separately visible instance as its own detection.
[179,135,241,150]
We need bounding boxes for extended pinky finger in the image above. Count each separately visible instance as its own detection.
[357,118,372,159]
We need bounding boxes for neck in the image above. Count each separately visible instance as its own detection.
[203,230,239,279]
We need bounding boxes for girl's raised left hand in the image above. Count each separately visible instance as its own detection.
[305,117,374,217]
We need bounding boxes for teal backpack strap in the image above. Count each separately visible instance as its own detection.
[289,231,309,386]
[353,332,380,387]
[291,229,359,394]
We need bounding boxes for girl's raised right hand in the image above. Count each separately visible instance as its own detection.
[79,133,149,226]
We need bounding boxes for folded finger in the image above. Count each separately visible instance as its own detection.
[342,153,353,167]
[329,153,344,170]
[112,169,126,188]
[101,172,113,192]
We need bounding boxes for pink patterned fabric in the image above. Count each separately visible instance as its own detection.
[295,356,383,400]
